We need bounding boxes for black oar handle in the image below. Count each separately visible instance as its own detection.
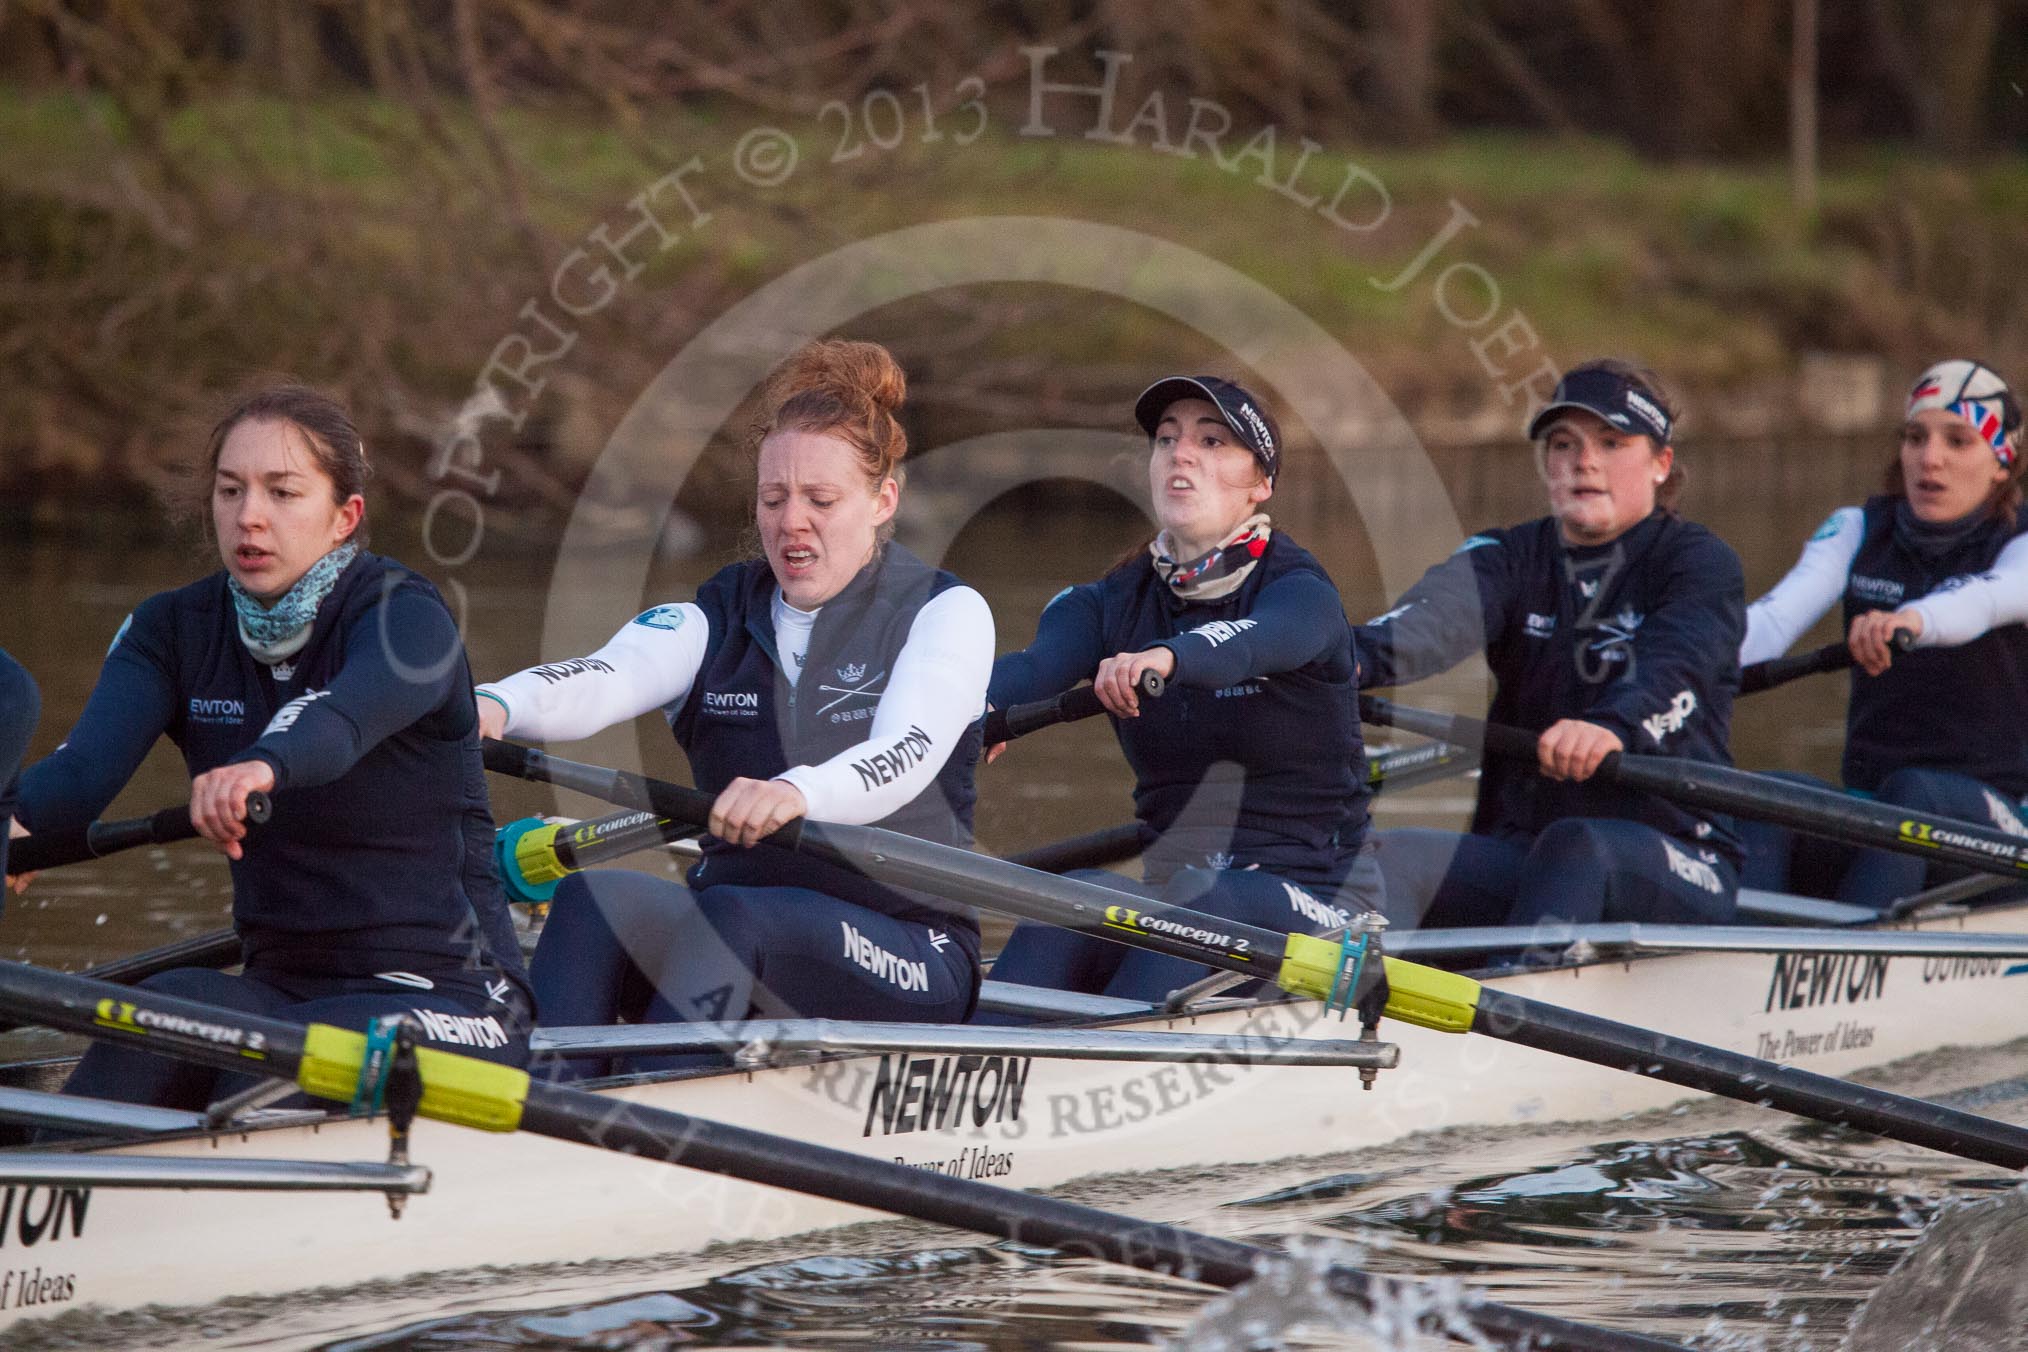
[980,671,1164,746]
[8,792,272,875]
[1739,631,1911,696]
[1359,696,1536,760]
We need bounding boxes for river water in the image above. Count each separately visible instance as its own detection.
[4,436,2022,1349]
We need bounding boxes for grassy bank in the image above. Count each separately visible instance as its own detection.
[3,84,2025,529]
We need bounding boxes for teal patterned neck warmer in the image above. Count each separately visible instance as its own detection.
[230,542,358,664]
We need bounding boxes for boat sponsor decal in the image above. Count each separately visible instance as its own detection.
[1186,618,1256,647]
[894,1144,1017,1180]
[1641,690,1697,745]
[1660,839,1723,894]
[260,688,330,737]
[1849,574,1904,605]
[1920,956,2026,984]
[0,1192,88,1310]
[93,999,268,1060]
[858,1053,1032,1136]
[410,1008,511,1050]
[528,658,617,685]
[849,725,932,789]
[1045,999,1339,1135]
[702,689,761,719]
[187,696,246,726]
[0,1188,88,1252]
[0,1265,78,1312]
[1102,906,1252,959]
[1897,818,2028,869]
[841,922,930,992]
[1754,1017,1876,1064]
[1763,952,1889,1012]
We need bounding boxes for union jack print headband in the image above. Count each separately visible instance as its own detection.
[1906,358,2021,469]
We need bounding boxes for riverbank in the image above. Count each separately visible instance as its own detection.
[3,84,2024,536]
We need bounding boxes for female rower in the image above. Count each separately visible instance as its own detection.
[1738,358,2027,908]
[1357,360,1746,930]
[11,385,531,1109]
[982,375,1384,1006]
[477,340,991,1076]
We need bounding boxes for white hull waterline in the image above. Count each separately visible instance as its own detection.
[0,899,2024,1328]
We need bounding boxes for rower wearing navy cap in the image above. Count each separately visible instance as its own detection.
[982,374,1388,1007]
[1739,358,2028,908]
[1356,358,1747,931]
[8,385,531,1110]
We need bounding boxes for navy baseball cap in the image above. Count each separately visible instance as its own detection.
[1526,367,1673,445]
[1134,376,1281,481]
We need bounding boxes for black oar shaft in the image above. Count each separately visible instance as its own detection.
[515,1085,1675,1352]
[1476,988,2028,1170]
[1360,697,2028,882]
[1739,641,1854,695]
[8,793,273,875]
[0,959,1680,1352]
[482,741,1303,982]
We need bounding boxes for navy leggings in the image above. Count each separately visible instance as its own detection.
[980,855,1390,1012]
[1739,767,2027,911]
[1373,819,1739,930]
[62,964,531,1112]
[0,650,37,881]
[528,871,978,1079]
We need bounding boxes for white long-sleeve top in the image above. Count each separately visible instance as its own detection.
[1741,506,2028,663]
[478,586,994,826]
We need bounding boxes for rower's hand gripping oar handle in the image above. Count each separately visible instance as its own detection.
[7,792,273,875]
[1361,689,2028,882]
[1738,630,1911,696]
[980,671,1165,746]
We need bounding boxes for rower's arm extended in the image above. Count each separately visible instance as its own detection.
[1739,507,1862,664]
[1904,532,2028,647]
[1150,569,1346,688]
[987,583,1107,709]
[234,588,467,790]
[775,586,994,824]
[1581,534,1745,752]
[477,603,712,742]
[1351,533,1512,689]
[16,603,179,831]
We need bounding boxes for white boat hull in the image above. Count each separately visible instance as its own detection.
[2,901,2025,1327]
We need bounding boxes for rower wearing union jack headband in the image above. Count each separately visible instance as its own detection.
[1738,358,2028,908]
[980,375,1389,1008]
[477,340,994,1077]
[1355,359,1747,931]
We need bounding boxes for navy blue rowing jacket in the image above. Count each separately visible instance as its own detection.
[18,553,529,993]
[1843,496,2028,797]
[672,543,983,953]
[989,533,1368,888]
[1355,512,1746,867]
